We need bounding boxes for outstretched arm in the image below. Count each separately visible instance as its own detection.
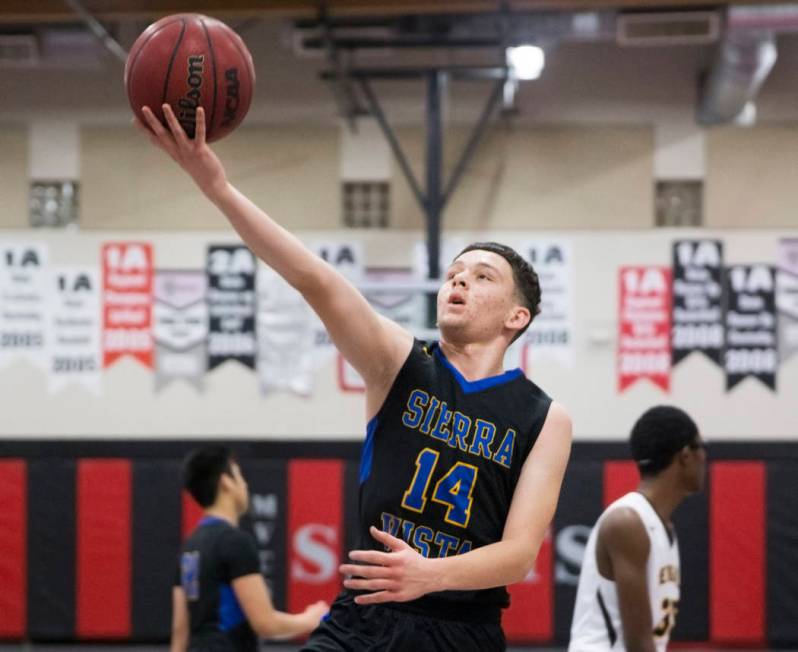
[340,401,572,602]
[233,574,328,640]
[136,106,413,411]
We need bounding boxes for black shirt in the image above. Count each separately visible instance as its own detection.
[357,340,553,622]
[175,517,260,652]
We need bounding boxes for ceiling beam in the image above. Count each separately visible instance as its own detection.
[0,0,795,24]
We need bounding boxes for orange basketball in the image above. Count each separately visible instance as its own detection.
[125,14,255,142]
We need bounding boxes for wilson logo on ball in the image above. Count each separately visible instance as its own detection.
[178,55,205,138]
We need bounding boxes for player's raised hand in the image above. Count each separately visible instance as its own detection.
[340,526,438,604]
[134,104,229,200]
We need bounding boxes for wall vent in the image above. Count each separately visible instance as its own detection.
[618,11,720,47]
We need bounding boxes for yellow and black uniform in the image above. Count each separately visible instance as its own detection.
[303,340,553,651]
[176,516,260,652]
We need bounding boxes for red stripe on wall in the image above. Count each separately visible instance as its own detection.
[76,459,131,638]
[503,529,553,641]
[0,460,26,638]
[181,491,204,540]
[710,461,765,644]
[603,460,640,506]
[287,460,343,613]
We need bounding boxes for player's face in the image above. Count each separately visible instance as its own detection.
[685,436,707,493]
[437,250,526,342]
[229,462,250,515]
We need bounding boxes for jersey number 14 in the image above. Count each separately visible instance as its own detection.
[401,447,478,528]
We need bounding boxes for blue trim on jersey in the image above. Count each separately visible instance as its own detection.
[198,516,227,528]
[434,346,523,394]
[359,416,378,484]
[218,583,246,632]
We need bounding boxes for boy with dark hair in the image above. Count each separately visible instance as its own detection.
[139,105,572,652]
[171,445,327,652]
[569,406,706,652]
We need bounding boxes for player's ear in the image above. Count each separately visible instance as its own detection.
[506,305,531,331]
[218,472,234,494]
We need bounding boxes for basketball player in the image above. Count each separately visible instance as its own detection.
[569,406,706,652]
[172,445,327,651]
[138,105,572,651]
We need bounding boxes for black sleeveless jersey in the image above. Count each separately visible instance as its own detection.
[356,340,553,622]
[175,517,260,652]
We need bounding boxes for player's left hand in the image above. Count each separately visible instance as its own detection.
[339,526,437,604]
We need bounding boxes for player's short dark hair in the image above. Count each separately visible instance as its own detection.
[182,445,236,507]
[456,242,541,342]
[629,406,699,477]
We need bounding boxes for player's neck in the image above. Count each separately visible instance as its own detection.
[438,338,508,380]
[204,503,240,527]
[637,478,685,524]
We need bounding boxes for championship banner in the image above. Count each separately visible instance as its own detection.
[617,266,672,392]
[671,240,724,367]
[206,245,256,371]
[256,266,314,396]
[311,242,364,355]
[776,239,798,363]
[102,242,153,369]
[0,242,49,370]
[521,240,574,368]
[153,271,207,392]
[724,265,778,391]
[47,267,101,395]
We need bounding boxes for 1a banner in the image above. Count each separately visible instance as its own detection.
[671,240,724,367]
[153,270,207,392]
[776,239,798,364]
[102,242,153,369]
[618,266,672,392]
[207,245,256,371]
[724,265,778,391]
[256,266,314,396]
[0,242,49,370]
[522,240,574,368]
[47,266,101,395]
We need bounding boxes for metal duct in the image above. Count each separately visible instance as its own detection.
[696,4,798,125]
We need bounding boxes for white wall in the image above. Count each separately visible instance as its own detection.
[0,20,797,442]
[0,228,794,442]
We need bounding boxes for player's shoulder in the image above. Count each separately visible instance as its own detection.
[219,523,252,544]
[599,502,649,554]
[544,400,571,427]
[216,524,257,557]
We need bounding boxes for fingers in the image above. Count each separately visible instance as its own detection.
[132,117,162,147]
[141,106,169,138]
[339,563,393,579]
[343,578,396,592]
[354,591,395,606]
[161,103,191,148]
[195,106,207,144]
[369,526,409,552]
[347,550,393,565]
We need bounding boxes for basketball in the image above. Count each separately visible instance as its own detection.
[125,14,255,142]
